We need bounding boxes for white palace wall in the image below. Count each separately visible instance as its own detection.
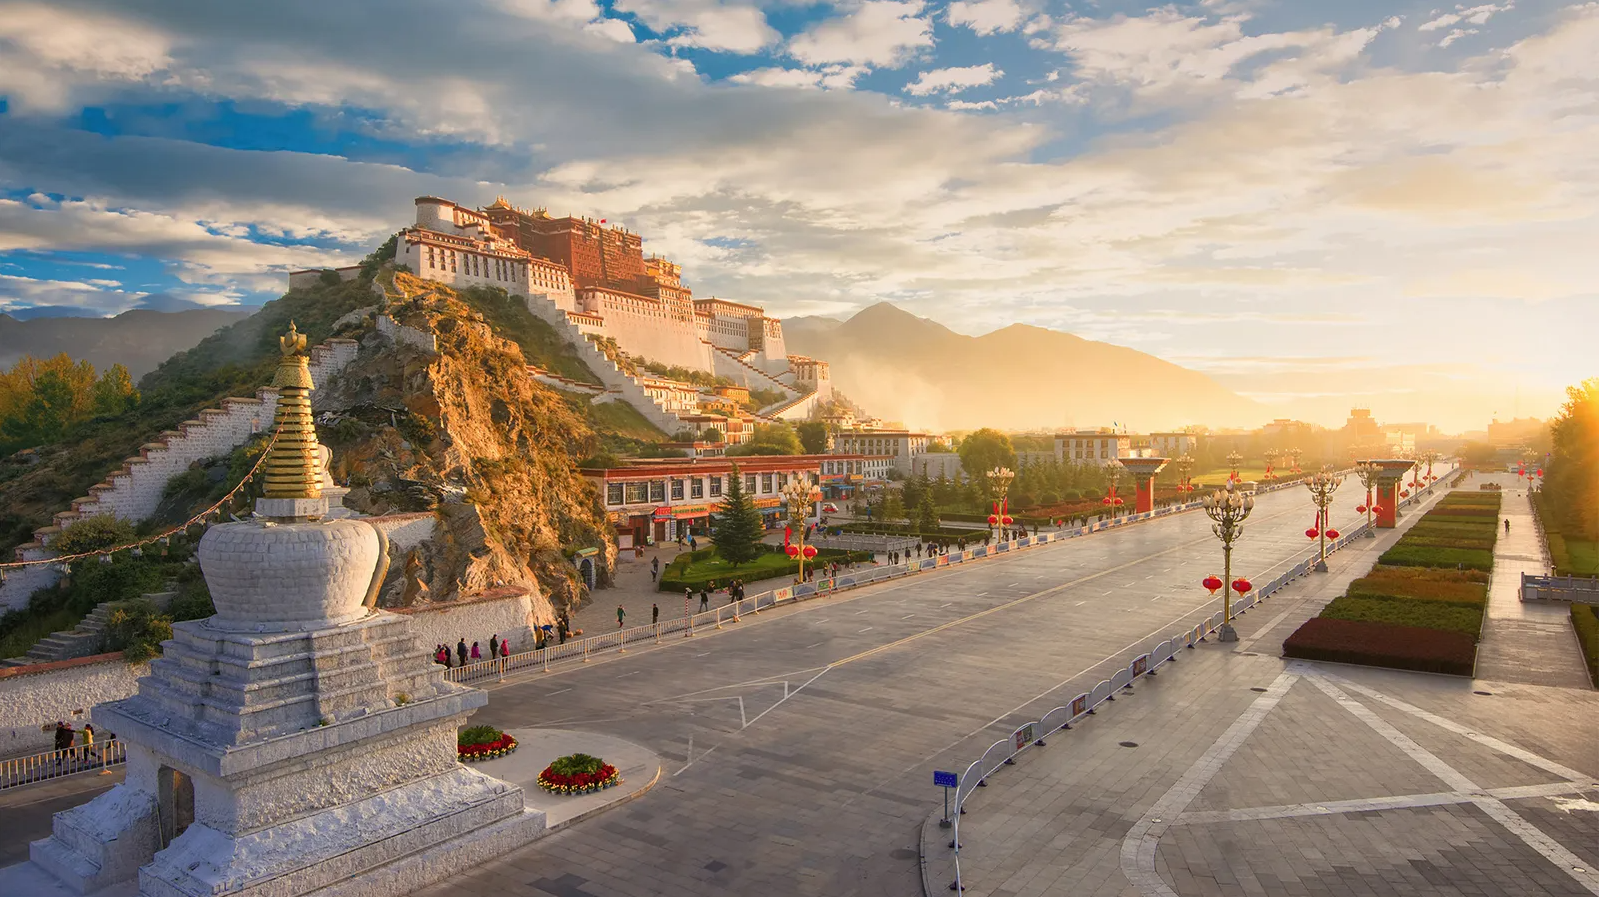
[0,655,149,757]
[596,302,716,373]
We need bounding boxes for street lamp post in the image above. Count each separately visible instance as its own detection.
[1202,480,1255,643]
[1226,450,1245,484]
[986,466,1015,542]
[1102,460,1126,517]
[781,476,820,584]
[1353,460,1382,538]
[1173,454,1196,496]
[1289,447,1304,475]
[1304,467,1344,572]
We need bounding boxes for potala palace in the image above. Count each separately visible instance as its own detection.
[294,196,843,437]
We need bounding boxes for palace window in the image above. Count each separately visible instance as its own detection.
[624,482,647,504]
[709,476,723,497]
[606,483,623,505]
[746,474,758,493]
[671,479,685,500]
[649,481,666,503]
[450,252,457,272]
[690,478,704,499]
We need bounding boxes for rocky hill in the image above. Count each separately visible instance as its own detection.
[0,308,251,380]
[320,271,615,610]
[783,302,1263,431]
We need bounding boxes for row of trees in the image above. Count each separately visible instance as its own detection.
[0,355,139,456]
[1543,379,1597,544]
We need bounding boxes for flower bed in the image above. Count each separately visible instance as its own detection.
[457,724,518,762]
[537,752,621,795]
[1318,596,1484,640]
[1346,567,1488,606]
[1283,617,1476,676]
[1378,544,1494,571]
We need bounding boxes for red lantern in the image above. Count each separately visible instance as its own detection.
[1536,468,1543,477]
[1305,528,1319,539]
[1356,505,1367,514]
[1113,498,1124,506]
[1232,578,1252,595]
[987,514,999,525]
[1102,497,1112,506]
[1370,505,1383,515]
[1400,491,1410,498]
[1001,515,1013,525]
[1202,575,1223,594]
[1326,528,1340,539]
[786,544,800,557]
[802,545,817,559]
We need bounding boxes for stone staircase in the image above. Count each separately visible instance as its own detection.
[710,345,798,398]
[1,585,177,668]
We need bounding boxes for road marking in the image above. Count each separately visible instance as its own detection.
[1074,601,1086,606]
[854,609,870,615]
[545,687,571,697]
[939,603,953,608]
[902,614,915,619]
[804,642,823,650]
[858,627,874,633]
[616,670,639,679]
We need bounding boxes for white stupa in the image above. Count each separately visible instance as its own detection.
[28,324,545,897]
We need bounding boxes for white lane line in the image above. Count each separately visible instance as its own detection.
[902,614,916,619]
[1074,601,1086,606]
[616,670,639,679]
[545,687,571,697]
[1175,782,1594,825]
[858,627,874,633]
[1121,670,1299,897]
[854,609,870,615]
[1305,672,1599,896]
[939,603,953,608]
[804,642,823,650]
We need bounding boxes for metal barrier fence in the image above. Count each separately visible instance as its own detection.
[1521,573,1599,602]
[934,468,1457,894]
[0,739,126,791]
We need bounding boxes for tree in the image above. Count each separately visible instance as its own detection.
[916,489,940,534]
[711,464,766,567]
[1459,441,1497,468]
[702,427,724,443]
[879,490,906,524]
[958,428,1018,496]
[1545,378,1598,541]
[52,514,137,556]
[727,422,802,456]
[92,364,137,416]
[796,421,829,454]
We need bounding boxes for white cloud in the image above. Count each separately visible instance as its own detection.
[584,18,637,42]
[946,99,998,110]
[730,65,866,89]
[904,63,1002,95]
[614,0,777,53]
[1418,3,1513,33]
[788,0,934,67]
[0,2,172,112]
[0,272,149,316]
[946,0,1026,36]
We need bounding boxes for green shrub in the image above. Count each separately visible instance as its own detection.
[1399,533,1496,551]
[165,580,215,622]
[1572,604,1599,688]
[458,725,503,747]
[658,546,872,592]
[548,752,604,776]
[1320,595,1484,641]
[1379,545,1494,571]
[52,514,137,555]
[1347,567,1488,606]
[104,598,174,662]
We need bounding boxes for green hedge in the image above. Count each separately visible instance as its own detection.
[1283,617,1476,676]
[1319,595,1484,641]
[659,547,872,592]
[1572,604,1599,688]
[1399,533,1497,551]
[1346,567,1488,607]
[1379,545,1494,571]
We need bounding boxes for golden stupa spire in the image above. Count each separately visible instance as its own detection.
[260,321,321,500]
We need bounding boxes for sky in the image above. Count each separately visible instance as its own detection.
[0,0,1593,432]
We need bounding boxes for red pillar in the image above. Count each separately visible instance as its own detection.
[1135,475,1156,514]
[1376,483,1399,528]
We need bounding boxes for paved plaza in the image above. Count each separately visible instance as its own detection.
[4,475,1593,897]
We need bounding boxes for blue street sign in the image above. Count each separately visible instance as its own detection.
[933,770,959,789]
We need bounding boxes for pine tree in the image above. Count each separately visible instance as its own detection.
[880,490,906,524]
[917,489,940,534]
[711,463,766,567]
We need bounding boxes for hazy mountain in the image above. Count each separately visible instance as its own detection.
[783,302,1263,432]
[0,308,251,379]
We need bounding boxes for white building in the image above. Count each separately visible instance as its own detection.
[395,197,578,308]
[832,430,931,474]
[1055,430,1132,465]
[1149,432,1202,458]
[910,452,965,482]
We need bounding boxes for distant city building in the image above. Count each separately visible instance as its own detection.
[1343,408,1384,444]
[583,455,838,547]
[1055,429,1132,466]
[912,453,966,482]
[1487,416,1544,447]
[831,430,932,473]
[818,454,895,498]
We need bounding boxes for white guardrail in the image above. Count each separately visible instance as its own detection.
[931,469,1453,895]
[0,739,127,791]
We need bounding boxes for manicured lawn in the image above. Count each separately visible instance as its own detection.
[658,547,869,592]
[1379,544,1494,571]
[1572,604,1599,687]
[1564,538,1599,576]
[1347,566,1488,606]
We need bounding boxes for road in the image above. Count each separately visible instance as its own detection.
[406,482,1403,897]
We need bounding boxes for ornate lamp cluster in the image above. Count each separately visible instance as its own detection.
[1102,460,1126,512]
[781,475,820,583]
[1172,454,1197,494]
[1201,479,1255,643]
[1262,449,1279,483]
[986,466,1015,536]
[1303,467,1343,572]
[1225,450,1244,484]
[1352,461,1384,537]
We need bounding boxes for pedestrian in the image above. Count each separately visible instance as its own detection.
[689,534,698,551]
[651,556,659,581]
[489,634,500,659]
[456,639,468,667]
[617,605,626,629]
[652,603,660,625]
[80,723,95,764]
[470,641,481,661]
[1504,518,1510,534]
[501,639,511,659]
[54,721,73,767]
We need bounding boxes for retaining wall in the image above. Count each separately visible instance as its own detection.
[0,655,147,758]
[388,589,538,659]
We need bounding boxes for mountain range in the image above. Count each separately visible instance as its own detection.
[0,308,251,379]
[782,303,1262,432]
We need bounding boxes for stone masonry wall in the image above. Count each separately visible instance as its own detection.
[522,295,685,434]
[388,589,538,658]
[0,655,148,758]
